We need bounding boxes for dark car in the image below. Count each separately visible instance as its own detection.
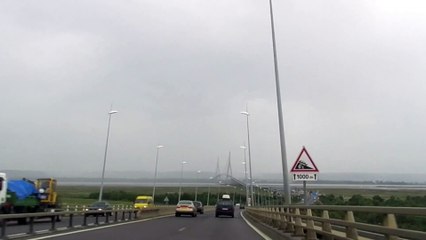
[193,201,204,214]
[84,201,113,216]
[215,199,234,218]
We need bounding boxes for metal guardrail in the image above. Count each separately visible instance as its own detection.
[245,205,426,240]
[0,205,174,239]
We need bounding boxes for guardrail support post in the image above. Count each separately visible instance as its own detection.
[306,209,317,240]
[277,207,286,230]
[50,216,56,231]
[293,208,305,236]
[272,207,279,228]
[1,219,6,239]
[345,211,358,240]
[28,217,35,234]
[321,210,332,240]
[68,214,74,228]
[285,208,295,233]
[384,213,399,240]
[83,214,87,226]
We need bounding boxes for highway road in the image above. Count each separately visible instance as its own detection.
[26,209,268,240]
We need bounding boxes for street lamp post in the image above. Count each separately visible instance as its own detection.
[268,0,291,204]
[240,145,249,206]
[99,110,118,202]
[152,145,164,204]
[207,176,213,205]
[241,110,254,206]
[217,180,222,202]
[195,170,201,201]
[178,161,188,202]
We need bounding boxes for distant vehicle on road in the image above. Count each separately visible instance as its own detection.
[175,200,197,217]
[193,201,204,214]
[85,201,112,216]
[134,195,154,209]
[215,199,234,218]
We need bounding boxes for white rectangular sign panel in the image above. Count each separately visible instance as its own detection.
[292,173,318,181]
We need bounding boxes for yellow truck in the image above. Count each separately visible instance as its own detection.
[133,196,154,209]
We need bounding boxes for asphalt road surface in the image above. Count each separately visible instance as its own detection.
[27,209,266,240]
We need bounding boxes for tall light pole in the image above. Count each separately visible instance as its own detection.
[152,145,164,204]
[178,161,188,202]
[268,0,291,204]
[217,180,222,202]
[194,170,201,201]
[207,176,213,205]
[240,145,249,206]
[99,110,118,202]
[241,110,254,206]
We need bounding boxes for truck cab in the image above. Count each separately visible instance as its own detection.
[35,178,59,208]
[0,173,6,205]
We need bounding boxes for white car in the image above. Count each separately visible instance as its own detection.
[175,200,197,217]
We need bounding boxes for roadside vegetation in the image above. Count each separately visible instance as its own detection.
[317,194,426,231]
[58,185,245,207]
[58,185,426,231]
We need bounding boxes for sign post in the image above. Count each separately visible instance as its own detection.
[290,146,319,205]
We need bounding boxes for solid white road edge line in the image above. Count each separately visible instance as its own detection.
[27,214,174,240]
[240,211,273,240]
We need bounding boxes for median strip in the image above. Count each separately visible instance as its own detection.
[27,214,174,240]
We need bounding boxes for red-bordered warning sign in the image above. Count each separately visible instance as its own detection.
[290,146,319,173]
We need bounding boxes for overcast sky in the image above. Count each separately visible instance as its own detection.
[1,0,426,179]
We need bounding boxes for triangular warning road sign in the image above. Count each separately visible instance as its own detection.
[290,147,319,172]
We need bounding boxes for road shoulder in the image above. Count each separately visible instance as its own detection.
[241,210,301,240]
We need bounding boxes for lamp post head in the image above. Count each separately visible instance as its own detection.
[109,110,118,114]
[240,111,249,116]
[240,145,247,149]
[242,161,246,165]
[209,176,214,180]
[182,161,187,165]
[197,170,201,174]
[157,145,164,149]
